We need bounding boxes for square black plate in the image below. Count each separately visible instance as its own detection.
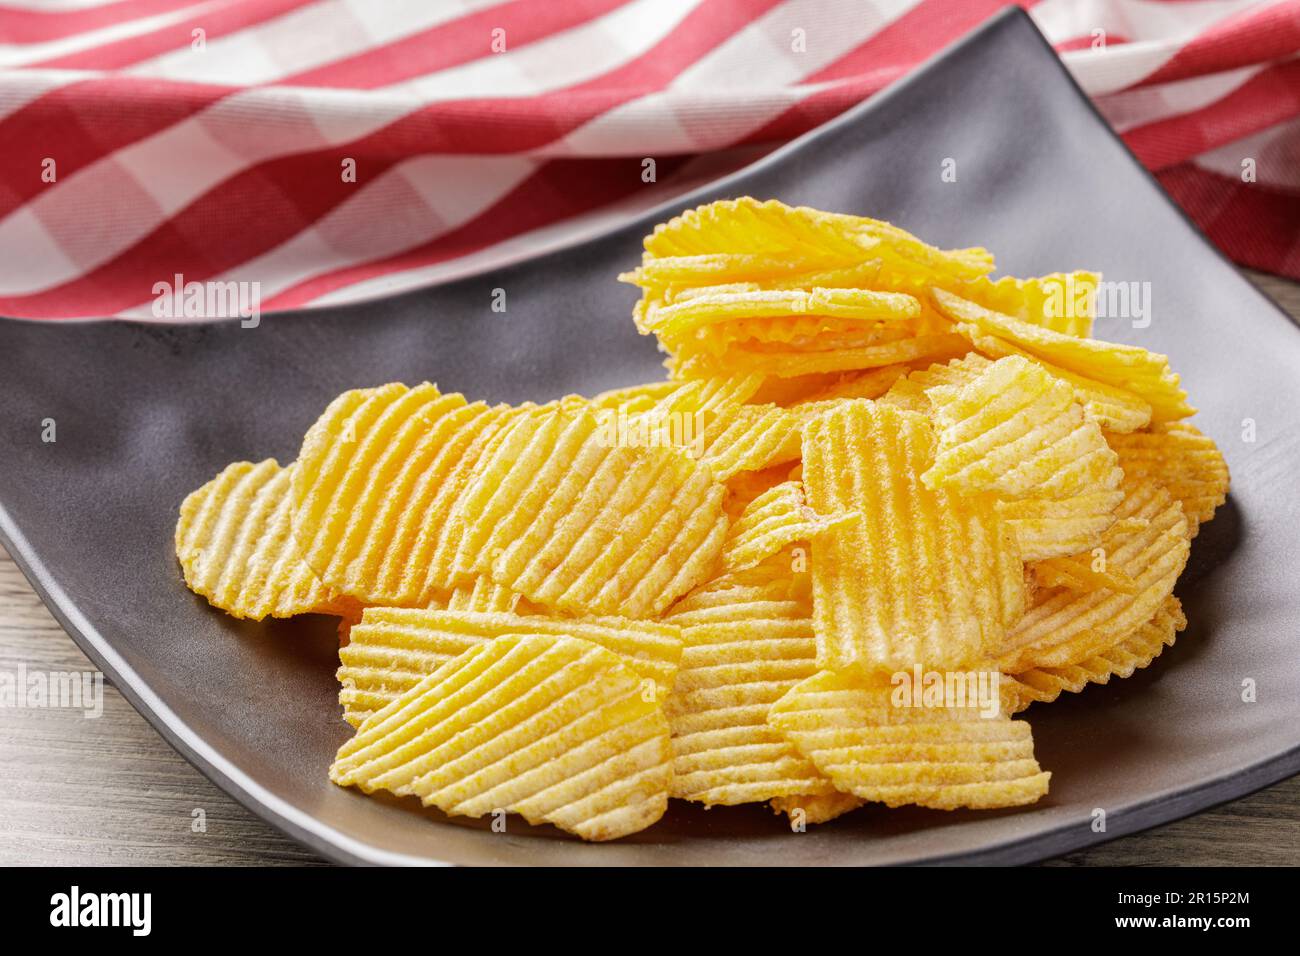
[3,8,1298,866]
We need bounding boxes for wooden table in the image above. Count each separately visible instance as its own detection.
[3,272,1298,866]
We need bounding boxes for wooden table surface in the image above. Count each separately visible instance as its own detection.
[3,272,1298,867]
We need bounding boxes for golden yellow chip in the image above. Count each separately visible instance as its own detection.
[662,587,840,806]
[667,545,812,619]
[720,481,857,575]
[994,478,1189,672]
[643,198,994,281]
[620,253,833,290]
[933,288,1192,422]
[995,488,1124,562]
[444,578,522,614]
[290,383,518,607]
[331,634,672,841]
[682,332,970,380]
[769,792,863,827]
[176,459,348,620]
[1006,596,1186,712]
[1106,422,1229,536]
[802,402,1024,672]
[768,669,1050,810]
[338,606,682,727]
[951,272,1099,337]
[590,380,678,413]
[877,376,933,414]
[1030,552,1136,594]
[454,403,728,618]
[789,365,909,405]
[922,356,1123,501]
[643,287,921,344]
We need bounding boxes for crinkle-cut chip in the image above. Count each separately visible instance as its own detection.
[644,287,922,343]
[952,272,1099,337]
[770,792,864,826]
[454,404,729,618]
[648,373,763,413]
[445,579,522,614]
[963,326,1151,433]
[803,402,1025,673]
[996,488,1124,561]
[661,591,841,806]
[696,404,803,482]
[667,547,811,621]
[681,333,970,380]
[290,383,517,607]
[878,376,933,414]
[336,600,367,648]
[331,634,673,842]
[590,380,677,413]
[176,459,348,620]
[932,288,1192,422]
[1031,553,1136,594]
[721,481,858,575]
[683,314,912,357]
[767,669,1050,810]
[907,351,993,391]
[1006,596,1186,712]
[922,355,1123,501]
[337,607,682,727]
[1106,422,1229,536]
[789,365,909,405]
[994,479,1189,672]
[619,253,838,290]
[723,462,797,520]
[643,198,994,280]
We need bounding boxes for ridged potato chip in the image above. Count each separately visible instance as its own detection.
[642,198,993,280]
[994,479,1189,672]
[338,606,681,726]
[720,481,858,574]
[291,383,517,608]
[684,332,969,380]
[789,365,909,405]
[922,356,1123,501]
[644,287,921,343]
[331,634,673,841]
[768,669,1050,810]
[803,402,1025,672]
[951,272,1099,337]
[933,288,1192,422]
[1006,596,1186,712]
[1106,422,1229,536]
[1030,552,1136,595]
[445,578,523,614]
[662,583,842,806]
[176,459,348,620]
[996,489,1124,562]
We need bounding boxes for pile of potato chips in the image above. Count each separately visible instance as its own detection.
[176,198,1229,841]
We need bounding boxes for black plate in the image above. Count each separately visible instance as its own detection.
[2,8,1298,866]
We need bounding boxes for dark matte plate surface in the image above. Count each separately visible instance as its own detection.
[2,9,1298,866]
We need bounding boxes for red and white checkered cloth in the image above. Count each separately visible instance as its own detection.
[0,0,1296,320]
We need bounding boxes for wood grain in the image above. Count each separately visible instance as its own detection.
[2,272,1298,867]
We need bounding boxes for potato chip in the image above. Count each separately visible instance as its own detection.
[1030,552,1136,595]
[768,669,1050,810]
[684,332,970,380]
[952,272,1099,337]
[720,481,858,575]
[1106,422,1229,536]
[933,288,1193,422]
[590,380,677,413]
[643,198,994,281]
[338,606,681,727]
[994,478,1189,672]
[445,578,523,614]
[922,356,1123,501]
[454,403,728,618]
[620,253,838,290]
[643,287,921,344]
[176,459,348,620]
[662,587,841,806]
[789,365,909,405]
[667,545,812,619]
[802,402,1024,672]
[291,383,520,608]
[331,634,672,841]
[1006,596,1186,712]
